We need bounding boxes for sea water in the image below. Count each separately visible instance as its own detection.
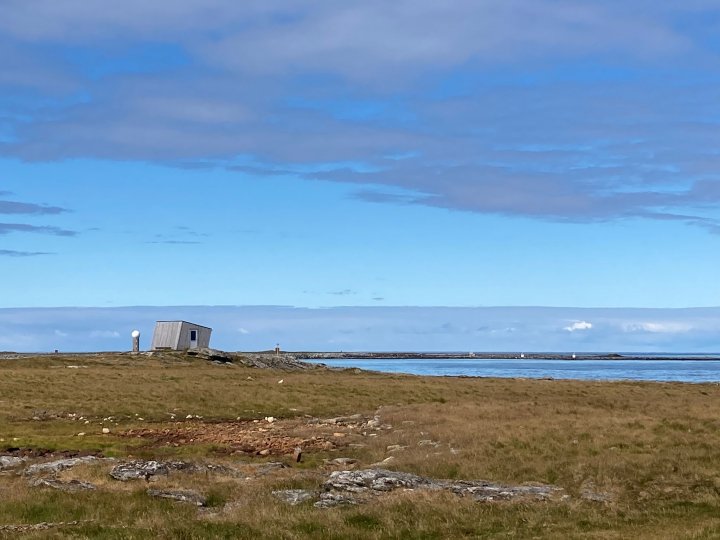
[308,357,720,383]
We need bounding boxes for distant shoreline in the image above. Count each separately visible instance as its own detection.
[2,351,719,362]
[294,352,720,361]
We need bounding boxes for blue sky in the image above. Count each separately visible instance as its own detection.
[2,1,720,351]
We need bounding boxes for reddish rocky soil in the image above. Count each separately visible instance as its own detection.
[120,420,342,456]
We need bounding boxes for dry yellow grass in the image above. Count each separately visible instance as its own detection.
[0,353,719,538]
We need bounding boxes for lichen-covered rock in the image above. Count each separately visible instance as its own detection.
[324,469,439,493]
[318,469,564,507]
[30,478,97,492]
[272,490,316,506]
[314,492,360,508]
[0,456,26,470]
[147,488,206,506]
[23,457,98,476]
[110,460,169,481]
[449,480,562,501]
[110,460,238,481]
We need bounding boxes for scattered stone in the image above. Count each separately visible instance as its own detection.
[250,462,288,476]
[147,488,206,506]
[325,458,358,467]
[29,410,59,421]
[30,478,97,492]
[236,352,316,371]
[386,445,408,453]
[272,489,316,506]
[102,428,111,434]
[24,457,98,476]
[258,449,271,456]
[371,456,396,467]
[293,447,303,463]
[418,440,440,447]
[0,521,95,533]
[324,414,364,425]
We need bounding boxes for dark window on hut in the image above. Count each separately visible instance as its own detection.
[190,330,198,341]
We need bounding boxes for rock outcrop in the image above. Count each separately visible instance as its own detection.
[24,457,100,476]
[271,468,565,508]
[0,456,26,470]
[109,460,197,481]
[184,348,320,371]
[30,478,97,492]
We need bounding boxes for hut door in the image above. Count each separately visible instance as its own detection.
[190,329,198,349]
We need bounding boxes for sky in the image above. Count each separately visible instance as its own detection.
[1,1,720,352]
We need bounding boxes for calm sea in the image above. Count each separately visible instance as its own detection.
[309,357,720,383]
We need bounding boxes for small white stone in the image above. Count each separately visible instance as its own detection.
[102,428,110,434]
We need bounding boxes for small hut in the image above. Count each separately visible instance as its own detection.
[151,321,212,351]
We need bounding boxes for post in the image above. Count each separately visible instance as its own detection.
[131,330,141,353]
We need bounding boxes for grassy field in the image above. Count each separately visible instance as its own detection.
[1,353,720,538]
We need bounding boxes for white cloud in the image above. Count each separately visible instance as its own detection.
[89,330,121,338]
[564,321,593,332]
[623,322,692,334]
[54,329,68,337]
[238,327,250,334]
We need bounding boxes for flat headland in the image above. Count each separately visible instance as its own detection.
[0,351,718,538]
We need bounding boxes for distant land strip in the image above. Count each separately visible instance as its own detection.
[294,352,717,361]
